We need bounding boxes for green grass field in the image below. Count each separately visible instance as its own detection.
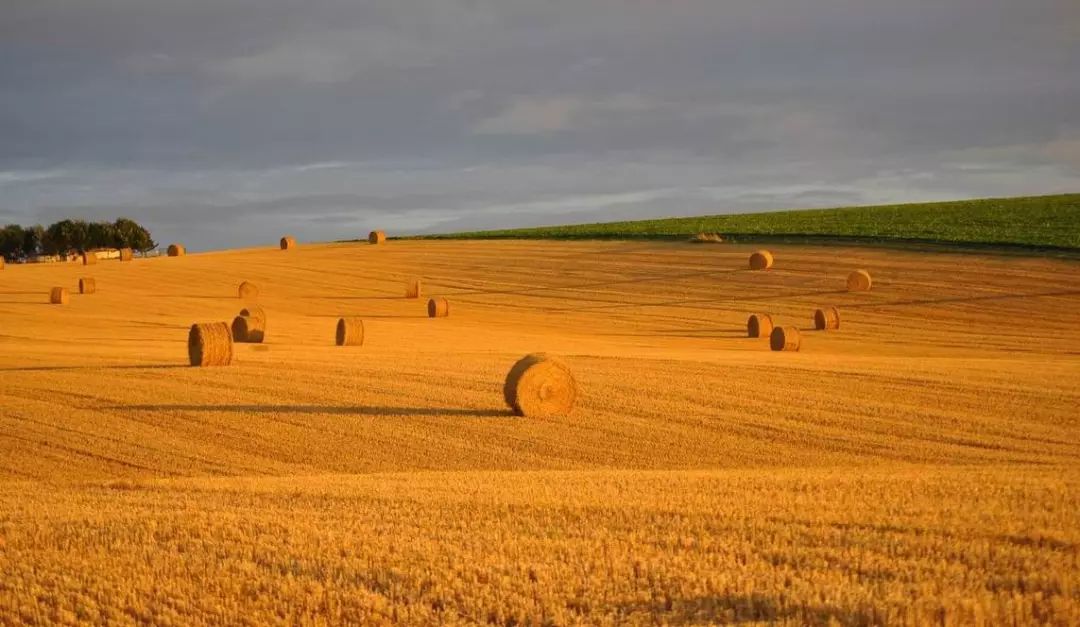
[417,194,1080,250]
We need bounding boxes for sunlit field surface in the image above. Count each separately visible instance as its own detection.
[1,240,1078,625]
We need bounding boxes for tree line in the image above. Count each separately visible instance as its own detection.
[0,218,157,261]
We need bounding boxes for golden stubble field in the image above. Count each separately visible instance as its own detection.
[1,240,1078,625]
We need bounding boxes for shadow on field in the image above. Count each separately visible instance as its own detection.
[443,267,744,299]
[321,295,408,301]
[101,404,513,418]
[530,287,847,314]
[308,313,429,319]
[602,328,747,339]
[729,288,849,303]
[614,593,876,625]
[129,320,191,330]
[0,364,186,373]
[844,288,1080,310]
[146,294,230,299]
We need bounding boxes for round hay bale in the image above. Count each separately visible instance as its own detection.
[167,244,186,257]
[188,322,233,367]
[119,248,134,262]
[747,313,774,338]
[504,353,578,418]
[82,252,97,266]
[847,269,872,292]
[231,315,265,344]
[749,250,774,270]
[368,230,387,245]
[49,287,69,305]
[405,278,422,299]
[280,236,296,250]
[335,317,365,346]
[238,281,259,300]
[770,326,801,352]
[239,306,266,324]
[427,297,449,318]
[78,278,96,295]
[814,306,841,331]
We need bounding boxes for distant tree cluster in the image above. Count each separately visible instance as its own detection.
[0,218,157,260]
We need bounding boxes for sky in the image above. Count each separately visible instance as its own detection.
[1,0,1078,250]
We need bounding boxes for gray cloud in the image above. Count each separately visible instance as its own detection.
[1,0,1078,248]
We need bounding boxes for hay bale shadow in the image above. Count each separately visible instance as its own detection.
[99,404,513,418]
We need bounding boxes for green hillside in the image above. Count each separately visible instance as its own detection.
[417,194,1080,250]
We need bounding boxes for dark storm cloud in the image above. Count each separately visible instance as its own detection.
[1,0,1078,248]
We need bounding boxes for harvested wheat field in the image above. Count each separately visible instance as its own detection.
[0,240,1078,625]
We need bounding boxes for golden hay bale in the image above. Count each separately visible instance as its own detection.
[49,287,69,305]
[82,252,97,266]
[770,326,801,352]
[280,236,296,250]
[405,278,422,299]
[689,232,724,244]
[231,315,265,343]
[335,317,365,346]
[167,244,186,257]
[78,278,96,295]
[847,269,872,292]
[239,306,266,324]
[749,250,774,270]
[119,248,134,262]
[368,230,387,245]
[188,322,233,367]
[747,313,774,338]
[238,281,259,300]
[814,306,841,331]
[504,353,578,418]
[427,297,449,318]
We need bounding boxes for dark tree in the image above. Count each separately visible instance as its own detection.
[87,221,116,250]
[112,217,157,252]
[23,225,45,257]
[0,224,26,259]
[10,217,156,258]
[43,220,84,255]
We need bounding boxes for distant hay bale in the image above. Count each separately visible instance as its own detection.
[749,250,774,270]
[427,297,449,318]
[847,269,872,292]
[770,326,801,352]
[231,315,265,343]
[814,306,841,331]
[119,248,134,262]
[503,353,578,418]
[238,281,259,300]
[239,306,266,324]
[188,322,233,367]
[405,278,422,299]
[82,252,97,266]
[747,313,774,338]
[280,236,296,250]
[335,317,365,346]
[689,232,724,244]
[49,287,69,305]
[167,244,186,257]
[368,230,387,245]
[78,278,96,295]
[234,305,267,342]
